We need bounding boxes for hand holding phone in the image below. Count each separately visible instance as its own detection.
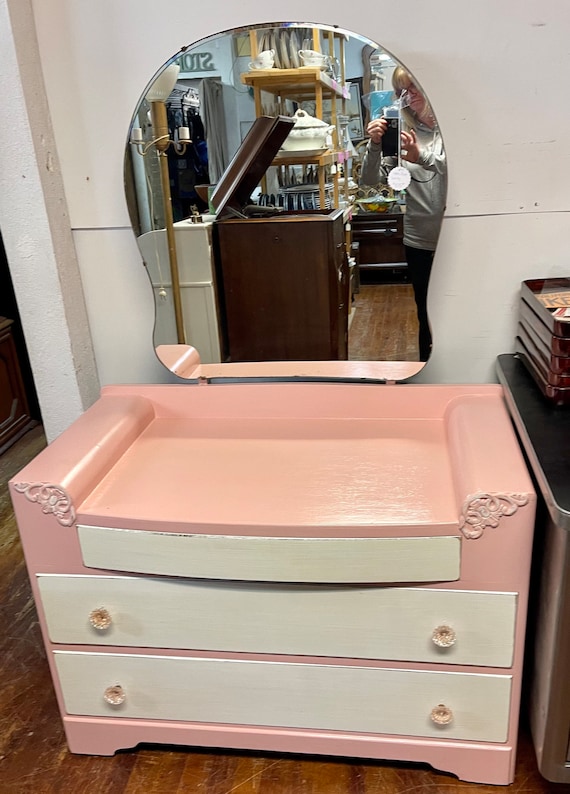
[400,129,420,163]
[366,117,387,145]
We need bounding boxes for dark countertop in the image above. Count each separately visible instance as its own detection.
[497,353,570,530]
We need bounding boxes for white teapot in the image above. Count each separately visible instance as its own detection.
[281,109,335,152]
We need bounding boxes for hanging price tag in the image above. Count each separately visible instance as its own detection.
[388,166,411,191]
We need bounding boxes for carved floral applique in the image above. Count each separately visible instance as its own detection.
[459,492,529,539]
[13,482,76,527]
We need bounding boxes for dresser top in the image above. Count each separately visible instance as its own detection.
[14,383,533,531]
[78,414,459,530]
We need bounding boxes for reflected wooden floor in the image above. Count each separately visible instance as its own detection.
[0,428,565,793]
[349,284,420,362]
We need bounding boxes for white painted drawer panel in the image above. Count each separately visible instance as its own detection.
[54,651,512,743]
[77,525,461,584]
[38,575,517,667]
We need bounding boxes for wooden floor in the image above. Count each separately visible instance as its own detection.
[349,283,420,362]
[0,435,566,792]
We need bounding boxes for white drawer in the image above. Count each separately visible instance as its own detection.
[77,525,461,584]
[54,651,512,743]
[39,575,516,667]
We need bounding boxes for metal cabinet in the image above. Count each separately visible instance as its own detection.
[497,353,570,783]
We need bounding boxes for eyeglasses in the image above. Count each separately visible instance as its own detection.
[397,83,421,97]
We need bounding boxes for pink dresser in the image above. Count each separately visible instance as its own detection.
[10,380,535,785]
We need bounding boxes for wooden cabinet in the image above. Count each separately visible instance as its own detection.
[0,317,36,455]
[351,211,407,281]
[213,208,349,362]
[207,116,350,364]
[10,381,536,785]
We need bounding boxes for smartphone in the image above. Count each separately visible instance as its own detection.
[381,109,399,158]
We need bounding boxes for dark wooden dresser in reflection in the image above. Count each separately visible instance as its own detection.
[213,209,349,362]
[0,317,36,455]
[351,211,406,282]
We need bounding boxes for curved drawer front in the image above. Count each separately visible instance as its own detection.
[54,651,512,743]
[39,575,516,667]
[77,525,461,584]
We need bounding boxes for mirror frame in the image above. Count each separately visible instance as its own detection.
[124,21,446,384]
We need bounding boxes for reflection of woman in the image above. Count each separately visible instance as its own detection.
[360,67,447,361]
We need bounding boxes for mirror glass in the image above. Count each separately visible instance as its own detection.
[124,21,446,381]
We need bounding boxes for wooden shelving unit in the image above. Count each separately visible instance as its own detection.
[240,28,351,209]
[241,67,350,120]
[271,148,350,209]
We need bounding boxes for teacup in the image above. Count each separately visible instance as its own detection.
[248,49,275,70]
[298,49,328,68]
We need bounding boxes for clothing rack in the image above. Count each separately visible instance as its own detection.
[167,85,200,110]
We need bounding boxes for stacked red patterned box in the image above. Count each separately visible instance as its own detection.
[516,277,570,405]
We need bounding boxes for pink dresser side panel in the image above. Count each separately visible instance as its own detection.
[9,393,155,572]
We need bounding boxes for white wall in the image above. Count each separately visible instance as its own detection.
[2,1,570,435]
[0,0,100,442]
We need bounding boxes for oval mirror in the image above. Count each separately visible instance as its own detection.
[124,22,446,381]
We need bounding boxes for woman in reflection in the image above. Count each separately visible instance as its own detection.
[360,66,446,361]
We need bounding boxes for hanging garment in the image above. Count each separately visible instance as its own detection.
[199,78,228,183]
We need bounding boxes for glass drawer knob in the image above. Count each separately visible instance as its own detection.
[103,685,126,706]
[432,625,456,648]
[430,703,453,725]
[89,607,112,631]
